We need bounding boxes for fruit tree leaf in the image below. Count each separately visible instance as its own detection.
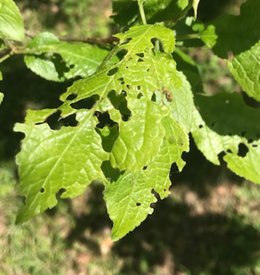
[228,41,260,101]
[209,0,260,58]
[195,92,260,140]
[24,32,110,82]
[104,115,189,240]
[0,0,24,41]
[16,25,194,234]
[192,104,260,184]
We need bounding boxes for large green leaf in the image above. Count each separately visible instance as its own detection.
[0,0,24,41]
[195,93,260,140]
[208,0,260,58]
[104,115,189,240]
[192,96,260,184]
[16,25,193,237]
[24,32,111,82]
[228,41,260,101]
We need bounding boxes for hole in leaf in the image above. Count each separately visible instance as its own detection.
[116,49,128,60]
[66,93,78,101]
[151,93,156,102]
[136,202,141,206]
[227,149,232,153]
[137,85,141,90]
[107,67,119,76]
[137,58,144,62]
[101,160,120,182]
[120,38,131,46]
[252,144,258,148]
[137,92,143,99]
[198,124,203,129]
[136,53,144,58]
[40,188,45,193]
[151,38,164,52]
[70,95,99,109]
[46,110,62,130]
[59,114,78,127]
[55,188,66,200]
[95,111,116,128]
[238,143,249,157]
[171,162,179,174]
[143,165,148,170]
[108,90,131,121]
[118,77,125,85]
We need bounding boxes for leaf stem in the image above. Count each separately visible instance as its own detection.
[138,0,147,25]
[176,33,200,41]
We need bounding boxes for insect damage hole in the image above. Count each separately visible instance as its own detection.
[238,143,249,157]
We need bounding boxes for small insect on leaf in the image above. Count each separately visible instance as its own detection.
[162,87,173,102]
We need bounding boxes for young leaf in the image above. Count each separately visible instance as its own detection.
[228,41,260,101]
[24,32,111,82]
[0,0,24,41]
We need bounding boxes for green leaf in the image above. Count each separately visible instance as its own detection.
[192,95,260,184]
[0,0,24,41]
[195,93,260,140]
[104,115,189,240]
[112,0,192,26]
[228,41,260,101]
[15,110,108,223]
[16,25,194,235]
[209,0,260,58]
[24,32,111,82]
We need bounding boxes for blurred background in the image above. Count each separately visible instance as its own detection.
[0,0,259,274]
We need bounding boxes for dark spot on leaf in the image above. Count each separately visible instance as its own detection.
[126,84,131,89]
[40,188,45,193]
[238,143,249,157]
[199,124,203,129]
[143,165,148,170]
[252,144,258,148]
[136,202,141,206]
[70,95,99,109]
[137,58,144,62]
[137,85,141,90]
[66,93,77,101]
[107,67,119,76]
